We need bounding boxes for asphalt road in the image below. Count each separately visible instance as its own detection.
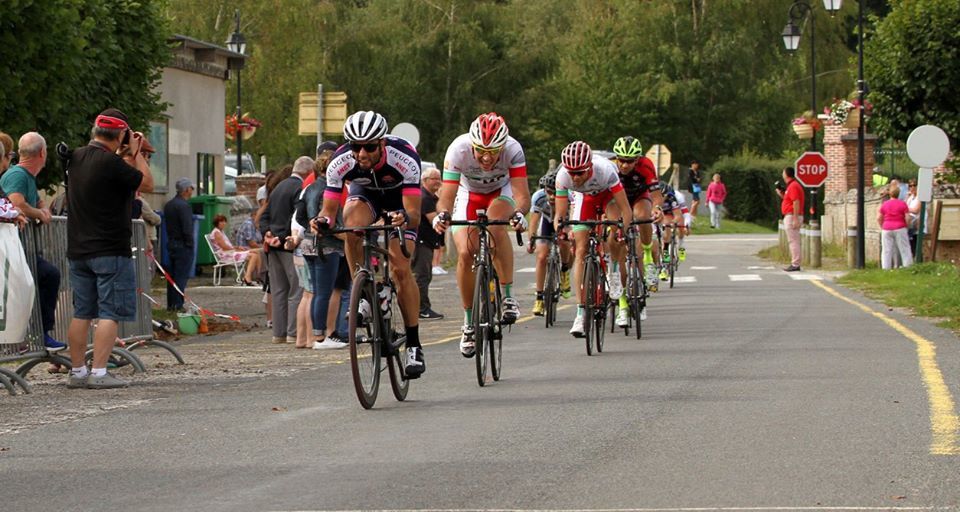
[2,234,959,511]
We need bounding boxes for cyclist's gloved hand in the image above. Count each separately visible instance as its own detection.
[510,210,528,231]
[433,211,451,234]
[311,216,332,233]
[388,210,408,227]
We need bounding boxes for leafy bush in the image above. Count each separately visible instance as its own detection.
[710,151,792,227]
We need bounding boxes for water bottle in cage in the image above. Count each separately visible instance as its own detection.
[377,282,392,319]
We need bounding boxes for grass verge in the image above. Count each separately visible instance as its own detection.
[691,218,775,235]
[756,241,850,271]
[837,262,960,333]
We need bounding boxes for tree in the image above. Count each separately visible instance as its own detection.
[0,0,170,190]
[865,0,960,145]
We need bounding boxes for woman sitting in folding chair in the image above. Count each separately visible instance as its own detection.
[209,214,259,285]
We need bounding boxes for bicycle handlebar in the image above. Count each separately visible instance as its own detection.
[448,219,524,246]
[326,224,412,258]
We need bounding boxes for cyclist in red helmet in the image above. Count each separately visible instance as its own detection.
[553,141,632,338]
[433,112,530,358]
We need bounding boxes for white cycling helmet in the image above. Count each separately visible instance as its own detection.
[561,141,593,171]
[343,111,388,142]
[469,112,509,149]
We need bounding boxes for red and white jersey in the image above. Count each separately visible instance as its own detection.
[442,133,527,194]
[555,156,623,197]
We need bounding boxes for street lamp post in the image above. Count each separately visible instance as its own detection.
[782,0,841,229]
[226,10,247,174]
[855,0,866,268]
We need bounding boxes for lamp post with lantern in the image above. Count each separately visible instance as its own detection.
[226,10,247,174]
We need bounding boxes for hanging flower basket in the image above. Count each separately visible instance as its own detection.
[225,113,263,142]
[793,123,814,139]
[825,97,872,128]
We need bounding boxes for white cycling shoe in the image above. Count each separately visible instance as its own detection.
[460,326,476,358]
[569,313,585,338]
[616,307,629,328]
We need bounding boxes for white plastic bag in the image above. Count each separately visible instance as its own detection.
[0,223,36,345]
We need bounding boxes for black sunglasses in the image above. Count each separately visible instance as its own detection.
[567,169,589,176]
[350,142,380,153]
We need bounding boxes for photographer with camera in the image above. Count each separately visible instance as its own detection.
[64,108,153,389]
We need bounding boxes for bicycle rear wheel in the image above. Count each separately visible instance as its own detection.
[583,258,596,356]
[472,266,490,386]
[490,271,503,382]
[348,272,380,409]
[669,242,677,289]
[386,285,408,402]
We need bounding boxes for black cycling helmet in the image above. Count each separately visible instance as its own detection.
[539,171,557,193]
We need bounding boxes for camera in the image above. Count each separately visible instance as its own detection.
[774,180,785,192]
[121,129,131,146]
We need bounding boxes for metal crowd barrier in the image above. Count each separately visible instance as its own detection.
[0,217,183,395]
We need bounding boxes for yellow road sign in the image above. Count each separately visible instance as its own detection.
[298,91,348,135]
[645,144,671,176]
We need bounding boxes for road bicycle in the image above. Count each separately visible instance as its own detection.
[449,210,523,386]
[330,223,411,409]
[561,217,622,356]
[661,222,680,289]
[623,218,654,339]
[530,234,563,328]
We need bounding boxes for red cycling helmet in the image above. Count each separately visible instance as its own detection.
[469,112,509,149]
[561,141,593,171]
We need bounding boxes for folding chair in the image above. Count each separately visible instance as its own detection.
[204,233,246,286]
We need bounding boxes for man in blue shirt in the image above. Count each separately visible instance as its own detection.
[163,177,195,311]
[0,132,65,351]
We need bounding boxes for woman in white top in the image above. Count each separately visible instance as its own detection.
[210,214,256,269]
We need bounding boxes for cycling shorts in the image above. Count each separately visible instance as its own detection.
[569,189,613,232]
[452,182,516,228]
[348,182,405,218]
[536,216,555,243]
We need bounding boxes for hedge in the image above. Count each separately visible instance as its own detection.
[708,153,792,227]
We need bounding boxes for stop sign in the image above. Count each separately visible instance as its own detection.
[795,151,829,188]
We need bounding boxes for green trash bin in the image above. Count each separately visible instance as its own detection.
[188,195,235,265]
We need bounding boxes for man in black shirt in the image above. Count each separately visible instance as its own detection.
[66,108,153,389]
[261,156,310,343]
[163,177,195,311]
[413,166,443,320]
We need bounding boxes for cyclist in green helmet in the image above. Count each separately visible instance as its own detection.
[608,136,662,324]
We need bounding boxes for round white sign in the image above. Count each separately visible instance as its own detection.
[906,125,950,168]
[391,122,420,149]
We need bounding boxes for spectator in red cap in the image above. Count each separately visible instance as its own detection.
[65,108,154,389]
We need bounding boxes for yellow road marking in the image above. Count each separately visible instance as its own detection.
[422,304,574,348]
[811,280,959,455]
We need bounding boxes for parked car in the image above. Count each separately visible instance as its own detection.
[224,166,238,196]
[224,152,257,174]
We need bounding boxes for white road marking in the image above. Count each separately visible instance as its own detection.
[789,273,824,280]
[748,265,776,270]
[729,274,762,281]
[517,267,537,273]
[672,276,697,283]
[689,266,716,270]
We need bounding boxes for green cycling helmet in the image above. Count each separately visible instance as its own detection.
[613,136,643,159]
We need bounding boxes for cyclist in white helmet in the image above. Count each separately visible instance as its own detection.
[433,112,530,358]
[313,110,426,378]
[553,141,632,338]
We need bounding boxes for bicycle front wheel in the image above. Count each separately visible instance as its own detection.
[595,271,607,354]
[544,257,558,328]
[348,272,380,409]
[472,266,490,386]
[583,258,596,356]
[669,243,677,289]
